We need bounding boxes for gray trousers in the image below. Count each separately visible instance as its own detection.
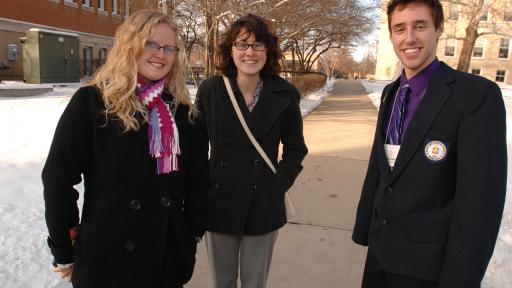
[205,230,279,288]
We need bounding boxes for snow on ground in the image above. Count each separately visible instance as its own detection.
[361,79,512,288]
[0,79,332,288]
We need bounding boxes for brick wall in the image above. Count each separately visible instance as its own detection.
[0,0,125,37]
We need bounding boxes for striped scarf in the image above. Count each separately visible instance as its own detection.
[137,76,180,174]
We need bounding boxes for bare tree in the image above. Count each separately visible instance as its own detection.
[443,0,512,72]
[131,0,377,76]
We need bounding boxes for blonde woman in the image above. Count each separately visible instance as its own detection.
[42,10,208,287]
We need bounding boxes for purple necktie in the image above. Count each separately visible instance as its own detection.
[388,84,410,145]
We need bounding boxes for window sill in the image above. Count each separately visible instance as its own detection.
[82,6,94,13]
[98,9,109,16]
[64,1,78,8]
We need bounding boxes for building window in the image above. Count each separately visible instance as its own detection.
[82,0,90,6]
[505,0,512,21]
[445,38,456,57]
[64,0,74,2]
[125,0,129,16]
[496,70,506,82]
[99,48,108,61]
[98,0,105,10]
[83,46,93,76]
[449,4,460,21]
[472,37,485,58]
[480,0,490,21]
[112,0,118,14]
[471,68,481,75]
[480,12,488,21]
[499,38,510,59]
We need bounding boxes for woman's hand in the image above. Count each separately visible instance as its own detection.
[54,263,74,282]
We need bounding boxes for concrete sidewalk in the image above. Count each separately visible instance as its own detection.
[185,79,377,288]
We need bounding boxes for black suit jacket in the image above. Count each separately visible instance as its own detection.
[352,62,507,287]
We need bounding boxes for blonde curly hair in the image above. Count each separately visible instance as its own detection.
[90,9,191,132]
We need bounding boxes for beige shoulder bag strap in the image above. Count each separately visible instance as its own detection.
[222,75,296,218]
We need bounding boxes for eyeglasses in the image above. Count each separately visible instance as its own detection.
[144,40,179,55]
[232,41,267,51]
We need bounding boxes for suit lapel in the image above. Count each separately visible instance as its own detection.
[250,79,290,138]
[132,118,149,145]
[388,63,455,183]
[222,76,290,139]
[222,78,258,133]
[377,80,400,178]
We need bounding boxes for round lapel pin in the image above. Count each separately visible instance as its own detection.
[424,140,447,162]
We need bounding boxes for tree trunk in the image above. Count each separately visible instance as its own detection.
[456,23,478,72]
[204,0,215,77]
[292,47,296,72]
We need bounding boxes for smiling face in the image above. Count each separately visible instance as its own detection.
[231,28,267,79]
[389,3,443,78]
[137,23,177,82]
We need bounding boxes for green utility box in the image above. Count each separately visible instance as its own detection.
[21,28,79,83]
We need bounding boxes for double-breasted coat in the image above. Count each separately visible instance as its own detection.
[195,74,308,235]
[352,62,507,287]
[42,86,209,287]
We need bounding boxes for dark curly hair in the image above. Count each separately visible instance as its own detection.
[217,13,282,78]
[387,0,444,32]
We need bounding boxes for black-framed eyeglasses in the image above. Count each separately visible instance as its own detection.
[232,41,267,51]
[145,40,179,55]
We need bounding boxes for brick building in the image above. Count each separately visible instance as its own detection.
[375,0,512,85]
[0,0,131,81]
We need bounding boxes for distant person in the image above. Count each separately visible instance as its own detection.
[42,10,208,287]
[352,0,507,287]
[194,13,308,288]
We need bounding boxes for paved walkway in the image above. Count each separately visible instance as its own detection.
[185,79,377,288]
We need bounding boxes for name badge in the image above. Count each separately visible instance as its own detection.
[384,144,400,170]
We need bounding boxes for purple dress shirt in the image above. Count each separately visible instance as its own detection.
[386,58,440,144]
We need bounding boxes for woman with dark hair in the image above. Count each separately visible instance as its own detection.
[194,13,308,288]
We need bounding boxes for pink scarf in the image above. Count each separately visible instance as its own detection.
[137,77,180,174]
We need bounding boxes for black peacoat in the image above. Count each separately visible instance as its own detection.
[352,62,507,287]
[42,86,209,287]
[195,74,308,235]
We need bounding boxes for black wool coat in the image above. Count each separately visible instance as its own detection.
[352,62,507,287]
[42,86,209,287]
[195,74,308,235]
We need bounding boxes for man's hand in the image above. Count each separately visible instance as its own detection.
[53,263,74,282]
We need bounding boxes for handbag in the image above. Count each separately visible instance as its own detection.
[222,75,296,219]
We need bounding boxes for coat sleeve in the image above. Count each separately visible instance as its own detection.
[275,89,308,193]
[352,85,388,246]
[42,88,94,264]
[183,113,209,238]
[352,132,380,246]
[438,81,507,287]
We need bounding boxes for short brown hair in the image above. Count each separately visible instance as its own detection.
[387,0,444,32]
[217,13,282,78]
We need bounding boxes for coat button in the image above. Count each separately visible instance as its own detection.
[250,184,257,191]
[124,241,136,251]
[222,138,229,145]
[220,161,228,168]
[253,159,259,166]
[130,200,141,211]
[382,219,388,226]
[161,196,172,207]
[213,183,222,190]
[386,186,393,192]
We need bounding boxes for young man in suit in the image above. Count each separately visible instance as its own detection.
[352,0,507,287]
